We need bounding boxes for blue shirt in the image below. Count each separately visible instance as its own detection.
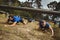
[12,16,22,22]
[39,22,50,29]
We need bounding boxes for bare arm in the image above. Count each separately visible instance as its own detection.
[5,22,17,26]
[10,22,17,26]
[49,26,54,36]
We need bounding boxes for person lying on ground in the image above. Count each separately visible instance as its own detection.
[5,15,25,26]
[39,20,54,37]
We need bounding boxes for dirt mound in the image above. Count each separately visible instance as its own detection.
[0,22,55,40]
[0,16,60,40]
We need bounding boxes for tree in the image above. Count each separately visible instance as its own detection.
[56,2,60,11]
[34,0,41,8]
[0,0,21,15]
[47,1,57,10]
[47,1,59,21]
[2,0,20,6]
[27,0,42,8]
[21,1,33,8]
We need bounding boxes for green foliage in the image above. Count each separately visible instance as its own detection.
[13,10,33,18]
[47,1,57,9]
[56,2,60,11]
[0,0,43,20]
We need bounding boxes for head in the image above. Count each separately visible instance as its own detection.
[9,16,13,20]
[41,20,46,27]
[9,14,14,20]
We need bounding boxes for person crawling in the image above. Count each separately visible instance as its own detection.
[5,14,25,26]
[39,20,54,37]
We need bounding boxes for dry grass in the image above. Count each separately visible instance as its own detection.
[0,14,60,40]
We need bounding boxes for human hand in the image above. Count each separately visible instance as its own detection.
[4,25,8,27]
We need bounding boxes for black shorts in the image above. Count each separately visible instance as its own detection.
[17,20,23,23]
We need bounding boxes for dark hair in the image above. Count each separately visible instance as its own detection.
[39,20,46,23]
[9,14,14,18]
